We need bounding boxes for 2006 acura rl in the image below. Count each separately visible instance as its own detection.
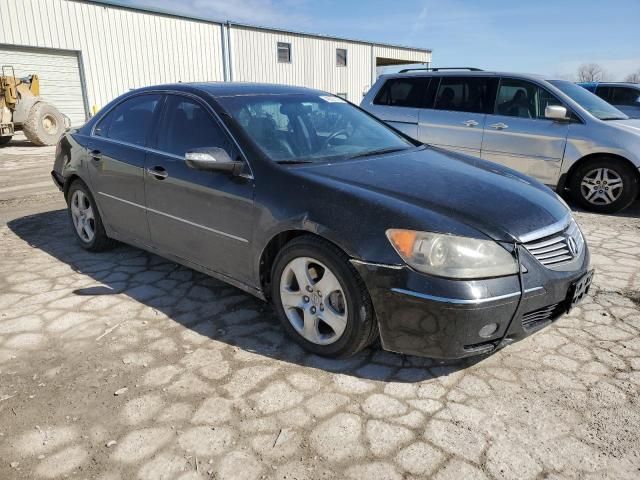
[51,83,593,359]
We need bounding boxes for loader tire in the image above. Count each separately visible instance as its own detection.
[0,135,11,146]
[23,102,65,146]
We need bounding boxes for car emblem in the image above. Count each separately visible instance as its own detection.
[567,236,578,257]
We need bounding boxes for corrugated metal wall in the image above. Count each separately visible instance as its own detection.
[0,0,430,119]
[0,0,224,113]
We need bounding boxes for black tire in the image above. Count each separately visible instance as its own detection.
[0,135,11,146]
[569,157,639,214]
[66,180,115,252]
[271,235,378,358]
[23,102,65,146]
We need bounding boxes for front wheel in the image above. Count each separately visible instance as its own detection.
[271,236,378,358]
[569,158,639,213]
[67,180,115,251]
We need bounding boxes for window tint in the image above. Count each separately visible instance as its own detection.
[95,94,161,145]
[434,77,494,113]
[336,48,347,67]
[496,79,562,119]
[611,87,640,106]
[277,42,291,63]
[156,95,231,158]
[373,77,429,108]
[594,86,612,102]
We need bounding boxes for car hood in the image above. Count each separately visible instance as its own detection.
[298,147,570,242]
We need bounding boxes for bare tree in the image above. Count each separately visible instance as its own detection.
[625,70,640,83]
[577,63,606,82]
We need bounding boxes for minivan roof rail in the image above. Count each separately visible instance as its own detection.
[398,67,484,73]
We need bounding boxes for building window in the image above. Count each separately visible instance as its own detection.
[336,48,347,67]
[337,92,348,100]
[277,42,291,63]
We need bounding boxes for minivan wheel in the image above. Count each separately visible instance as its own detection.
[271,236,378,358]
[569,158,638,214]
[67,180,115,251]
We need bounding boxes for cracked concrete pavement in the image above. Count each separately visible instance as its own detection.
[1,138,640,479]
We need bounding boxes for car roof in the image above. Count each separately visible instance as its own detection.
[379,70,555,82]
[133,82,328,97]
[583,82,640,88]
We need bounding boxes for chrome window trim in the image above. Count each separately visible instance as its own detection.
[98,191,249,243]
[391,286,544,305]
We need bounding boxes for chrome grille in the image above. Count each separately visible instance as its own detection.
[523,219,584,268]
[522,303,562,330]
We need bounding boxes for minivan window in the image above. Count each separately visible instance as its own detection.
[611,87,640,106]
[94,94,161,146]
[496,79,562,119]
[433,77,494,114]
[373,77,429,108]
[549,80,628,120]
[156,95,231,158]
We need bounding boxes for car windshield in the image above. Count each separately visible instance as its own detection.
[549,80,629,120]
[217,93,415,163]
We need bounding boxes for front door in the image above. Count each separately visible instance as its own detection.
[87,93,163,244]
[418,76,496,157]
[145,94,255,283]
[481,78,569,185]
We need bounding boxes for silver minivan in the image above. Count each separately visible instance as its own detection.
[361,68,640,213]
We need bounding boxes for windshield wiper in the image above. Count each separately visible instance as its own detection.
[274,159,315,165]
[601,117,628,121]
[347,147,409,160]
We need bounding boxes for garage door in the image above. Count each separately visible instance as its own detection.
[0,46,87,126]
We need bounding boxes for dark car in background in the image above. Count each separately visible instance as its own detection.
[52,83,592,359]
[578,82,640,119]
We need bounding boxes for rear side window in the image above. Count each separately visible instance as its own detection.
[155,95,231,158]
[94,94,161,146]
[610,87,640,106]
[373,77,429,108]
[594,86,612,102]
[434,77,495,113]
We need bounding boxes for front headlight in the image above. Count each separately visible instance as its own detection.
[386,229,518,279]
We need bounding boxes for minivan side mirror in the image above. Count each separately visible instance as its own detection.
[545,105,569,121]
[185,147,243,175]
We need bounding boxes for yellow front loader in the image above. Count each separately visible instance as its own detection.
[1,66,68,146]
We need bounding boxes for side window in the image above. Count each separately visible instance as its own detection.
[611,87,640,106]
[156,95,232,158]
[373,77,429,108]
[433,77,494,113]
[94,94,161,146]
[496,79,562,119]
[594,86,612,102]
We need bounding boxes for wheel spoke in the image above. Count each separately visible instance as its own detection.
[84,206,94,221]
[302,310,321,343]
[288,257,313,291]
[82,223,93,239]
[281,288,304,309]
[319,307,347,338]
[314,268,341,296]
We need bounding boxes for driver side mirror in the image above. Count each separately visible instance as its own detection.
[185,147,243,175]
[545,105,569,121]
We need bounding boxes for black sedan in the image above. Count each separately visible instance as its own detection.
[52,83,592,359]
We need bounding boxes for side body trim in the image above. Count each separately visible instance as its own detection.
[391,286,544,305]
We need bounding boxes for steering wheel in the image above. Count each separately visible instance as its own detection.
[322,129,350,150]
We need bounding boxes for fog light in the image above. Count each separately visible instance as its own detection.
[478,323,498,338]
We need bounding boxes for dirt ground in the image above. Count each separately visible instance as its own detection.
[1,135,640,479]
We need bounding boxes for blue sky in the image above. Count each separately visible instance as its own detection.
[122,0,640,80]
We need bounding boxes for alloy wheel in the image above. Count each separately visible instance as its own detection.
[279,256,348,345]
[70,190,96,243]
[580,167,623,205]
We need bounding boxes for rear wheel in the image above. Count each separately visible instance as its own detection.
[271,236,378,358]
[23,102,65,146]
[67,180,115,251]
[0,135,11,146]
[569,157,638,213]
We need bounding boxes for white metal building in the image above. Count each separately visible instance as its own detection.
[0,0,431,125]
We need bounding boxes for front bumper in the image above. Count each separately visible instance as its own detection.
[352,245,591,359]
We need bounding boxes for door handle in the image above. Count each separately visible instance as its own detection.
[90,149,102,161]
[146,166,168,179]
[490,122,509,130]
[463,120,479,127]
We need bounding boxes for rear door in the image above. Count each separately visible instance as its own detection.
[87,93,162,244]
[364,76,429,138]
[480,78,569,185]
[418,76,496,156]
[145,93,255,283]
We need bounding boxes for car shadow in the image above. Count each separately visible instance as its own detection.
[7,209,483,382]
[565,196,640,219]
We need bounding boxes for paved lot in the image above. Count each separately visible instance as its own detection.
[1,138,640,479]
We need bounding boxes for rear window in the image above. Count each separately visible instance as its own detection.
[373,77,429,108]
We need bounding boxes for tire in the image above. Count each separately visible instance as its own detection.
[0,135,11,146]
[67,180,115,252]
[23,102,65,146]
[569,157,639,214]
[271,235,378,358]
